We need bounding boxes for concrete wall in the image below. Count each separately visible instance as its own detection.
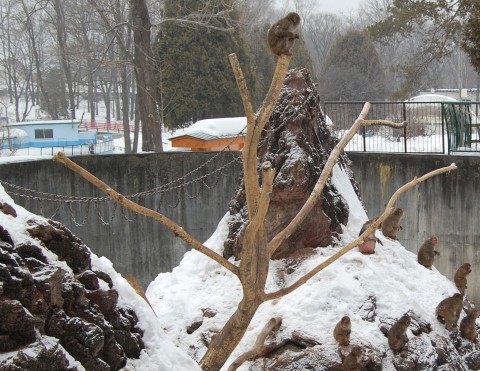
[0,152,242,288]
[348,152,480,303]
[1,152,479,302]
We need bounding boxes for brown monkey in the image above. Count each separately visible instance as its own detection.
[267,12,300,56]
[460,309,480,342]
[333,315,351,345]
[417,236,440,269]
[436,293,464,330]
[358,217,383,254]
[388,314,411,352]
[454,263,472,294]
[342,345,363,371]
[381,207,404,239]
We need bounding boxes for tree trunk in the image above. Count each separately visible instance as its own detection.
[129,0,163,152]
[200,296,262,371]
[53,0,75,119]
[121,66,132,153]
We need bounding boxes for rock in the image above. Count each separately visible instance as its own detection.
[1,216,145,370]
[465,350,480,370]
[224,68,353,261]
[0,299,36,351]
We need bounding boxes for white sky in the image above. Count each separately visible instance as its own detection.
[317,0,362,14]
[277,0,363,15]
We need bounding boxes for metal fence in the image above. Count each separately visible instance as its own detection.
[323,101,480,154]
[2,139,115,157]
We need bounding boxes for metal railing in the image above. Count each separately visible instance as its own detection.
[323,101,480,154]
[2,139,115,157]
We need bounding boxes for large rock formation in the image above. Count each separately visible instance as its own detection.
[224,67,355,260]
[0,201,144,370]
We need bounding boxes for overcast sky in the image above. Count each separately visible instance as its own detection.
[319,0,362,13]
[276,0,363,15]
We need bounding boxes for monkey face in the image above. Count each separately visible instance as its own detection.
[286,12,301,25]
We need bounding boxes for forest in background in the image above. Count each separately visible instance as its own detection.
[0,0,479,152]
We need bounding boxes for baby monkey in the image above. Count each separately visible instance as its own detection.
[417,236,440,269]
[333,315,351,345]
[342,345,363,371]
[381,207,404,239]
[454,263,472,295]
[460,309,480,342]
[388,314,411,353]
[267,12,300,56]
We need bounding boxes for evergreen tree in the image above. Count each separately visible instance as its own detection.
[462,0,480,73]
[318,30,386,101]
[155,0,256,129]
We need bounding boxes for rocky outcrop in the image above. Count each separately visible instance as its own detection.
[0,203,144,370]
[224,68,355,260]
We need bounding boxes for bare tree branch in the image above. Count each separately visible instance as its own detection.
[227,317,282,371]
[52,152,240,276]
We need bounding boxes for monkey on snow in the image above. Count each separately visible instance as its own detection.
[358,217,383,254]
[342,345,363,371]
[333,315,351,346]
[417,236,440,269]
[436,293,464,331]
[460,308,480,342]
[381,207,404,239]
[267,12,300,56]
[454,262,472,295]
[388,314,411,353]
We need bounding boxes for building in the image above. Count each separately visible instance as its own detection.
[6,120,96,149]
[169,117,246,151]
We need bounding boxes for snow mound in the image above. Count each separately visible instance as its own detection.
[146,165,466,369]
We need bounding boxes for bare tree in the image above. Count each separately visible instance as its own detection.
[53,53,456,370]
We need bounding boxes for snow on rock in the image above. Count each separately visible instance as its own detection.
[0,184,199,371]
[147,163,480,370]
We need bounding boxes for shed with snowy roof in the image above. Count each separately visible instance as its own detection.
[169,117,246,151]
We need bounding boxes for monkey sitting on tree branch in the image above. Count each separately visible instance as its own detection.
[268,12,301,56]
[53,51,458,370]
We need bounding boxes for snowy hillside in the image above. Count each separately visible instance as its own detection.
[146,164,473,369]
[0,185,200,371]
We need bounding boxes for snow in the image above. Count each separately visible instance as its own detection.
[170,117,247,139]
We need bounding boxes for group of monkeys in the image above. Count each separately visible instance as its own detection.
[332,207,477,370]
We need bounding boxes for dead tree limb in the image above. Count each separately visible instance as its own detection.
[52,152,239,276]
[264,163,458,300]
[227,317,282,371]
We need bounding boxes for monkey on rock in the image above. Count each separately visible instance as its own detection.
[267,12,301,56]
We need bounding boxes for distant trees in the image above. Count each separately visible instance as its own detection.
[367,0,475,99]
[319,30,386,101]
[154,0,254,129]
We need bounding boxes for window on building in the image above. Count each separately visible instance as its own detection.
[34,129,53,139]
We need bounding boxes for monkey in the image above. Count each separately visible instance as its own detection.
[460,309,480,342]
[388,314,411,352]
[342,345,363,371]
[333,315,351,346]
[267,12,301,57]
[381,207,404,239]
[358,217,383,254]
[436,293,464,330]
[454,263,472,295]
[417,236,440,269]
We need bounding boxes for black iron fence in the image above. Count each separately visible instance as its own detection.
[323,101,480,154]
